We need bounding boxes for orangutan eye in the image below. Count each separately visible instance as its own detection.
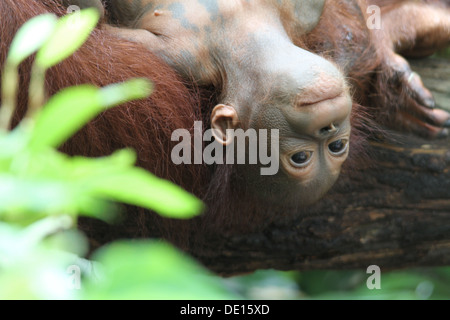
[290,151,313,168]
[328,139,348,156]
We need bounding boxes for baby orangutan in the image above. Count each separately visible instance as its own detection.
[101,0,354,205]
[81,0,450,204]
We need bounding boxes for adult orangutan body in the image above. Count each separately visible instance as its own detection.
[1,0,450,250]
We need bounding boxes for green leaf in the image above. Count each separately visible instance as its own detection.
[29,79,152,150]
[35,8,99,69]
[100,79,153,106]
[7,14,57,67]
[67,149,138,180]
[0,221,82,300]
[29,85,101,149]
[0,175,78,223]
[86,167,204,219]
[0,125,30,166]
[83,241,237,300]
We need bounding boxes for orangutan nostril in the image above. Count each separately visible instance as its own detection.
[320,123,336,134]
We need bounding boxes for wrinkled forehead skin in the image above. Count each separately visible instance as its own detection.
[198,0,327,30]
[125,0,327,36]
[184,0,327,34]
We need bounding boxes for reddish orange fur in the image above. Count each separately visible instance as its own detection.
[0,0,209,247]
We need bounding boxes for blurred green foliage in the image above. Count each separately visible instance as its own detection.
[227,268,450,300]
[435,46,450,59]
[0,9,235,300]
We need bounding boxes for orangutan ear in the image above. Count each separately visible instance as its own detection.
[211,104,239,146]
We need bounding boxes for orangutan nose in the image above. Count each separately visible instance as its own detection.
[320,123,337,134]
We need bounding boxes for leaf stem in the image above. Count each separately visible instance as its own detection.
[0,63,19,132]
[25,63,47,119]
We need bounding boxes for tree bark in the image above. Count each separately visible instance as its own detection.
[193,58,450,276]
